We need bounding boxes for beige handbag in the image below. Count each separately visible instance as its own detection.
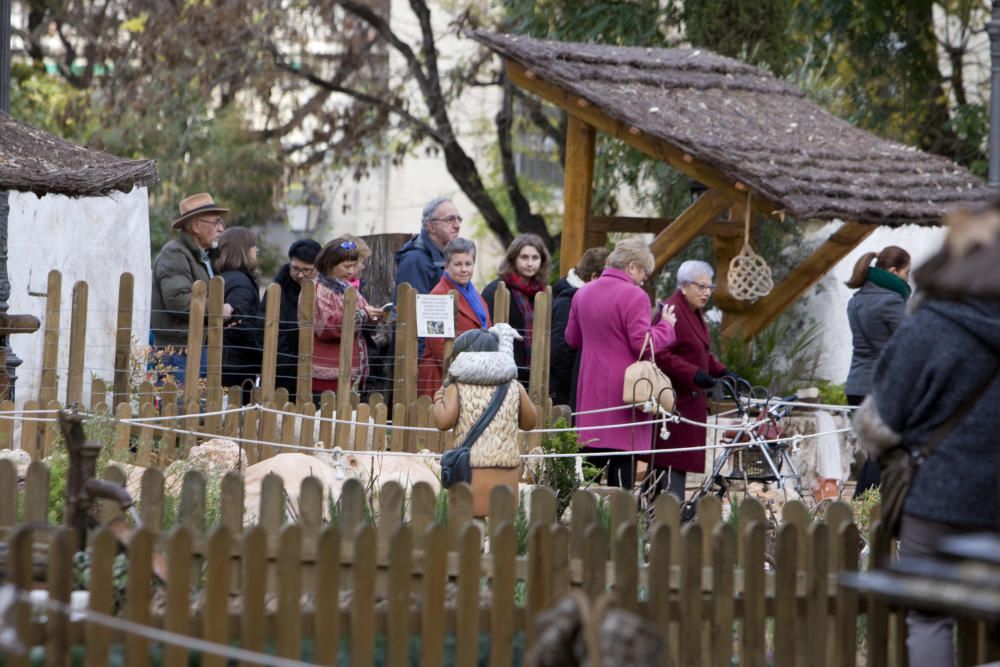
[622,333,675,413]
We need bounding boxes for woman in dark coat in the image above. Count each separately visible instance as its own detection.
[215,227,263,404]
[844,245,911,494]
[272,239,322,401]
[549,247,609,409]
[651,260,737,500]
[482,234,551,386]
[854,207,1000,667]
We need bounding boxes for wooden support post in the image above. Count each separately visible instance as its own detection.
[528,289,551,409]
[66,281,88,407]
[392,283,412,406]
[650,189,732,271]
[182,281,207,412]
[442,290,457,378]
[296,280,315,406]
[112,273,134,408]
[205,276,224,393]
[402,286,418,409]
[40,270,62,406]
[561,115,596,276]
[723,221,876,339]
[260,284,281,405]
[338,287,358,414]
[492,282,510,325]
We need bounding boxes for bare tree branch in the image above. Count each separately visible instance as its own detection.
[496,76,553,246]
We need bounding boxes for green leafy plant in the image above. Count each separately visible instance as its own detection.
[515,491,529,556]
[816,381,848,406]
[537,417,583,518]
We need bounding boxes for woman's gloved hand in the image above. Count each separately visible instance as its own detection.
[693,370,717,389]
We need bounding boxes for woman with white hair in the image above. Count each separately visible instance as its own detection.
[648,259,740,500]
[565,238,677,489]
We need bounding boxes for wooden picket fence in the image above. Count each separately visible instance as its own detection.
[0,455,909,667]
[1,269,553,465]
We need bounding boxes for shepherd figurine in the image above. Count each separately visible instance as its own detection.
[432,323,537,517]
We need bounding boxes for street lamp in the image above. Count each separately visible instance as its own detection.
[987,1,1000,187]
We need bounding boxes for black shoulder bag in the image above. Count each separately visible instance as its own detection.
[878,361,1000,537]
[440,382,511,488]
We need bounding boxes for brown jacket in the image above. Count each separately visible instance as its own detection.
[150,233,214,347]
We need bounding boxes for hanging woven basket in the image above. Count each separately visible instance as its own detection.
[727,193,774,301]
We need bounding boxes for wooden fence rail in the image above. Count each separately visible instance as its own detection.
[0,463,905,666]
[0,269,555,467]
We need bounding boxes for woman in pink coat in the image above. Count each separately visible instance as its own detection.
[566,238,677,489]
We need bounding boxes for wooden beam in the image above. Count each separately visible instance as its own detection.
[722,221,876,339]
[589,216,671,235]
[650,189,732,271]
[561,115,596,276]
[506,60,783,220]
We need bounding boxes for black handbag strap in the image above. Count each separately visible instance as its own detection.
[457,381,511,451]
[915,359,1000,463]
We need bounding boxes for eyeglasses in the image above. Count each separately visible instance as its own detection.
[198,217,225,229]
[289,265,316,277]
[431,215,463,225]
[339,240,358,250]
[692,282,716,292]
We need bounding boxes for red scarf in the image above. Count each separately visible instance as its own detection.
[502,272,545,365]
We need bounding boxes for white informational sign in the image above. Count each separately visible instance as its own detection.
[415,294,455,338]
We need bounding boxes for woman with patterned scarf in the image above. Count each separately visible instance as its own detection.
[418,238,493,396]
[311,236,386,402]
[482,234,551,386]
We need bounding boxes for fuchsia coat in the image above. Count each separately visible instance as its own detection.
[565,268,677,453]
[650,289,726,472]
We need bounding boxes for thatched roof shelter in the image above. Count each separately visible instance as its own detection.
[473,31,995,338]
[0,112,157,197]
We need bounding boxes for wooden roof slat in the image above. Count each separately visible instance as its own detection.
[0,112,157,197]
[475,31,993,227]
[505,60,785,221]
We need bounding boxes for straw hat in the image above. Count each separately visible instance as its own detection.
[171,192,229,230]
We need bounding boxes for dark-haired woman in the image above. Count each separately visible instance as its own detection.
[482,234,551,385]
[273,239,322,402]
[215,227,263,404]
[845,245,911,495]
[311,236,384,400]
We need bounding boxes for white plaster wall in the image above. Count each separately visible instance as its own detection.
[7,188,152,407]
[799,221,947,384]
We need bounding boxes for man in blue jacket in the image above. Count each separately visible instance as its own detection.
[394,196,463,296]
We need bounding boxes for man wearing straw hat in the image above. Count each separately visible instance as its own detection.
[150,192,234,384]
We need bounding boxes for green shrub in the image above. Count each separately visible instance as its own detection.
[816,380,848,406]
[712,313,822,394]
[538,418,583,518]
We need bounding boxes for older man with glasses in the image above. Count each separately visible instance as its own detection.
[394,196,463,297]
[150,192,238,385]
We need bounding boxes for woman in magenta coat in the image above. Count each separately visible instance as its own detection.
[566,238,677,489]
[650,260,738,500]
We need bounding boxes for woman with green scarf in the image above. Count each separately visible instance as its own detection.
[845,245,911,495]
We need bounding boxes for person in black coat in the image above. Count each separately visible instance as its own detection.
[549,247,609,409]
[215,227,264,404]
[272,240,322,402]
